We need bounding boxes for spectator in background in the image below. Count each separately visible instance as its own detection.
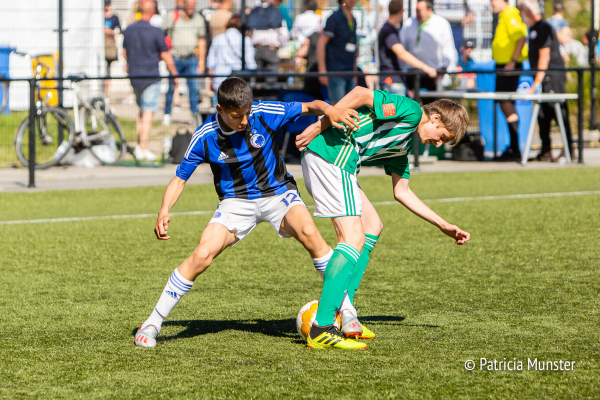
[490,0,527,161]
[582,30,599,64]
[557,27,588,66]
[518,0,574,161]
[297,30,324,100]
[317,0,358,104]
[458,38,475,69]
[379,0,437,96]
[150,0,164,27]
[209,0,233,38]
[248,0,289,77]
[201,0,220,22]
[104,0,121,96]
[162,0,207,126]
[433,0,473,50]
[291,0,322,46]
[280,1,294,32]
[548,2,569,32]
[123,0,178,161]
[207,15,257,104]
[399,0,457,101]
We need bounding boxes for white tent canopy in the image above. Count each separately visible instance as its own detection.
[0,0,104,110]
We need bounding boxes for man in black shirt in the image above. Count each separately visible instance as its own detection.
[518,0,574,161]
[123,0,178,161]
[378,0,437,96]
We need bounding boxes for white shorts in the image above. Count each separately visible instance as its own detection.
[207,189,306,246]
[301,150,362,218]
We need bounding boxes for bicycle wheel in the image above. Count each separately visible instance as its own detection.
[14,107,75,169]
[80,106,127,164]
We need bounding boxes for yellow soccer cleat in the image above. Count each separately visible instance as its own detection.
[307,324,367,350]
[356,323,376,340]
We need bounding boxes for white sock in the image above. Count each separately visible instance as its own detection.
[340,291,357,316]
[142,268,194,333]
[312,247,333,280]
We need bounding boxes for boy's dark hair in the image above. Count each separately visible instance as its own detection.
[226,14,242,30]
[217,77,253,110]
[553,2,564,12]
[305,0,317,12]
[389,0,403,15]
[417,0,433,10]
[422,99,469,146]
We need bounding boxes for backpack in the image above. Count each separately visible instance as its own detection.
[169,126,193,164]
[451,132,485,161]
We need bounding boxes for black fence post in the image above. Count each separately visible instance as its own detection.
[241,0,246,71]
[28,78,36,188]
[577,69,584,164]
[413,73,420,170]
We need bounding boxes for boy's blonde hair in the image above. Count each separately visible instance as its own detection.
[422,99,469,146]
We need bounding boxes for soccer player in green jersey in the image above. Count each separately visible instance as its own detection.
[296,86,471,349]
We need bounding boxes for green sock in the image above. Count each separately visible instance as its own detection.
[314,243,361,326]
[347,234,379,304]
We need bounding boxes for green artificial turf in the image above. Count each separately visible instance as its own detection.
[1,168,599,399]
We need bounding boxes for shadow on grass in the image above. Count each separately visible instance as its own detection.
[360,315,440,328]
[131,315,434,344]
[156,318,298,343]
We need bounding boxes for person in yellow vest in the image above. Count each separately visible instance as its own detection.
[491,0,528,161]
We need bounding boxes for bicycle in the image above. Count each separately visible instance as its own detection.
[13,59,75,169]
[14,68,127,168]
[68,74,127,165]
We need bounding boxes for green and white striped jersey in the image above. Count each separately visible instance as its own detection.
[306,90,422,179]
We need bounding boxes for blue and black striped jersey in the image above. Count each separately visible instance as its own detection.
[176,101,302,200]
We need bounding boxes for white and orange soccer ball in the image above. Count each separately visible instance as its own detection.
[296,300,341,339]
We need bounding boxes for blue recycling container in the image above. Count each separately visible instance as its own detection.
[0,46,15,114]
[473,60,533,157]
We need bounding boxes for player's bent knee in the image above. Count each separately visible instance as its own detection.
[375,221,383,236]
[300,223,320,241]
[363,219,383,236]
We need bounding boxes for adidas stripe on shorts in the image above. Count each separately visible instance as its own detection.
[301,150,362,218]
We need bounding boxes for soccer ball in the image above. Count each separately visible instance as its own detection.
[296,300,319,339]
[296,300,341,339]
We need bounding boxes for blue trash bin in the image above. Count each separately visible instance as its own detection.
[0,46,15,114]
[473,60,533,157]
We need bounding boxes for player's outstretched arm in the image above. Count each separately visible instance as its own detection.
[392,173,470,245]
[335,86,375,110]
[295,88,375,151]
[154,177,187,240]
[301,100,359,130]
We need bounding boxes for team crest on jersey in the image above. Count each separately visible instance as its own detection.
[382,103,396,117]
[213,212,221,218]
[250,133,266,148]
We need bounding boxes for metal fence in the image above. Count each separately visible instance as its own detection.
[0,66,595,188]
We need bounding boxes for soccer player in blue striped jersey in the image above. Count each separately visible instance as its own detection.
[134,77,367,349]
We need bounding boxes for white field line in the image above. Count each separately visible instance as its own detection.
[1,190,599,226]
[0,210,213,226]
